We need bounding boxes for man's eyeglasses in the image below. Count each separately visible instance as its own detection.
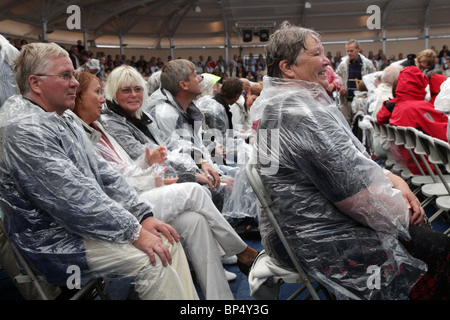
[34,71,76,82]
[119,87,144,95]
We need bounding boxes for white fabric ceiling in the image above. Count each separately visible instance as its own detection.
[1,0,450,50]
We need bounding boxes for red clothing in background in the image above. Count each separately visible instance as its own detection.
[377,66,448,174]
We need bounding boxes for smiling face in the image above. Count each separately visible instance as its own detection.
[115,84,144,116]
[283,34,330,87]
[75,78,106,124]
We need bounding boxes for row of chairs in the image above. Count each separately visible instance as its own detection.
[371,119,450,235]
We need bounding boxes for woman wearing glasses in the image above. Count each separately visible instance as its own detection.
[73,70,258,300]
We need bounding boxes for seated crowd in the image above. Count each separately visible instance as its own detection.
[0,31,449,301]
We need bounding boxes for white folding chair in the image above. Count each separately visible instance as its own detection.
[379,124,396,169]
[385,124,410,176]
[244,163,333,300]
[415,130,450,198]
[0,217,110,300]
[399,126,450,209]
[394,126,450,193]
[421,137,450,235]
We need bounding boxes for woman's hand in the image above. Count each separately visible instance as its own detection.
[154,166,179,187]
[387,173,426,226]
[145,145,167,166]
[195,172,214,191]
[199,161,220,189]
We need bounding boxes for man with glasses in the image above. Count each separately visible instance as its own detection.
[0,42,198,300]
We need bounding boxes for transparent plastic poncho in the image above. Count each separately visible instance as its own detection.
[250,76,427,300]
[145,89,215,166]
[81,117,201,224]
[0,96,155,287]
[0,34,20,107]
[100,103,199,184]
[195,95,253,166]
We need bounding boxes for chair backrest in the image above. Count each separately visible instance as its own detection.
[379,123,388,139]
[405,127,438,179]
[403,126,417,150]
[433,138,450,172]
[369,118,381,135]
[391,125,406,146]
[244,162,321,300]
[415,131,442,165]
[415,132,450,194]
[385,124,396,142]
[392,126,427,176]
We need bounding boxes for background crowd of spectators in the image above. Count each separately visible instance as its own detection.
[6,36,450,84]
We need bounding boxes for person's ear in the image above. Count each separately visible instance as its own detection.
[28,75,42,95]
[279,60,295,79]
[179,80,188,91]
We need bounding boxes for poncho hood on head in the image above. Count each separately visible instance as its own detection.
[394,66,428,101]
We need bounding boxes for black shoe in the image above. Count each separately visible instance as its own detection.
[237,260,251,276]
[237,252,259,277]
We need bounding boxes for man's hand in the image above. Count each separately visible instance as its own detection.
[132,228,172,267]
[141,216,180,245]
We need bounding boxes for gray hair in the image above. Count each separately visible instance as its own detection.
[160,59,196,96]
[147,70,161,95]
[199,74,216,97]
[346,39,360,49]
[14,42,69,96]
[266,21,321,78]
[381,65,403,86]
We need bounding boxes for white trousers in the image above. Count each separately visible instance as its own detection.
[85,236,198,300]
[140,182,248,300]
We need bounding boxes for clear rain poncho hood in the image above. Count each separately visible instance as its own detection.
[250,76,427,300]
[0,96,154,286]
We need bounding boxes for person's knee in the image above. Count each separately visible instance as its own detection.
[171,211,208,241]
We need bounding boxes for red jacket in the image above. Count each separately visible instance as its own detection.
[376,66,448,174]
[429,73,447,105]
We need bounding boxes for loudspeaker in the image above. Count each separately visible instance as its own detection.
[259,29,269,42]
[243,30,252,42]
